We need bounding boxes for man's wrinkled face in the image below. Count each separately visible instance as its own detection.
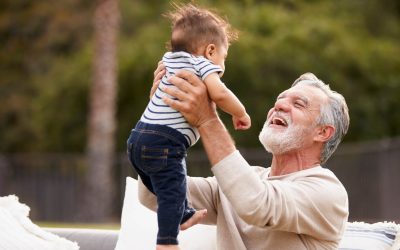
[259,112,310,154]
[259,84,326,155]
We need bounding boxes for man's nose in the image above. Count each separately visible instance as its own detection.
[274,98,290,112]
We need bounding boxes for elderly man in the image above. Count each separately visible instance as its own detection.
[139,71,350,250]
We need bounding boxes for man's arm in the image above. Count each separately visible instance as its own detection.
[212,154,348,240]
[138,175,219,225]
[137,177,158,211]
[198,118,237,166]
[163,70,236,165]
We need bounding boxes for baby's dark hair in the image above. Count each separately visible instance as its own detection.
[164,3,238,54]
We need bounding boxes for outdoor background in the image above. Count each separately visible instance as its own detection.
[1,0,399,225]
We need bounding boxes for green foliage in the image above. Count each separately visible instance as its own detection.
[31,47,92,152]
[117,17,170,147]
[216,0,400,145]
[0,0,92,151]
[1,0,399,152]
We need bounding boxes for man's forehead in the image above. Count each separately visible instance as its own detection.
[278,85,326,102]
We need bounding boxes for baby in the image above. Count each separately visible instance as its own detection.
[127,3,251,249]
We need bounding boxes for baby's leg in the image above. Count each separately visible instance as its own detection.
[150,149,188,246]
[151,173,183,246]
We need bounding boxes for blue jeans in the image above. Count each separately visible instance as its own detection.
[127,121,195,245]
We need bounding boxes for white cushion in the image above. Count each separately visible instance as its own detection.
[339,221,400,250]
[0,195,79,250]
[115,177,216,250]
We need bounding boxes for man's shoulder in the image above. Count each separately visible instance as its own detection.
[297,167,348,200]
[279,167,346,191]
[292,166,336,178]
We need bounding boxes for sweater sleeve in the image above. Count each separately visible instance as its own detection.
[138,175,219,225]
[137,177,158,212]
[211,150,348,241]
[186,176,219,225]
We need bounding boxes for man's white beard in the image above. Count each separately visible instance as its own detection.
[258,118,310,155]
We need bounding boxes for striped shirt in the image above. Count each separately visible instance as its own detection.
[140,51,223,146]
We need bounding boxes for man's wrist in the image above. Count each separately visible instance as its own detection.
[198,118,220,129]
[198,117,236,166]
[198,117,225,135]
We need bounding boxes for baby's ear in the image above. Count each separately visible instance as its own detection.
[205,44,216,59]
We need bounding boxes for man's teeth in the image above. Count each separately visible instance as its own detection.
[272,117,287,126]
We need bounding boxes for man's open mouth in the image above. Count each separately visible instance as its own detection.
[270,116,288,127]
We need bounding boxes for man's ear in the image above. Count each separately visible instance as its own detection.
[314,125,335,142]
[205,44,216,60]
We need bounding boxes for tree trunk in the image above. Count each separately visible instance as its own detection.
[84,0,119,222]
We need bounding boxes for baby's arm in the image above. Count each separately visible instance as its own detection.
[204,73,251,130]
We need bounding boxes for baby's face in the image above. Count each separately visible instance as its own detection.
[210,44,228,76]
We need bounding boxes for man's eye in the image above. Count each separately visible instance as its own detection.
[294,102,304,108]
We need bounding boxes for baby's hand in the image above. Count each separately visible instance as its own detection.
[233,113,251,130]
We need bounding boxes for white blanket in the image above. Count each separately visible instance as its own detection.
[0,195,79,250]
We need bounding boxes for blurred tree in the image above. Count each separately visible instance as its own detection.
[83,0,119,221]
[1,0,399,153]
[0,0,92,152]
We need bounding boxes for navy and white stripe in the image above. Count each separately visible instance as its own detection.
[140,51,223,146]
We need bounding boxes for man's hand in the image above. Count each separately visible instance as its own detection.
[150,61,165,99]
[162,70,218,128]
[164,70,236,166]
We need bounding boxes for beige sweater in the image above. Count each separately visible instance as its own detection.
[138,150,349,250]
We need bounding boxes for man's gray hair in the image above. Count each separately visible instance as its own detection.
[292,73,350,164]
